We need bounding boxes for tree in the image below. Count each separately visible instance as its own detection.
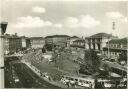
[79,64,92,75]
[42,47,46,53]
[99,64,110,77]
[118,51,127,63]
[51,48,80,75]
[44,44,53,51]
[79,50,101,74]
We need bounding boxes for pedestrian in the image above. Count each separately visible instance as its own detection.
[90,83,93,89]
[66,82,70,89]
[48,76,52,81]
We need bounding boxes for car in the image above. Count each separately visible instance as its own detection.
[78,81,90,87]
[70,80,75,84]
[104,82,115,88]
[14,78,19,83]
[109,59,116,62]
[61,78,69,84]
[13,75,20,83]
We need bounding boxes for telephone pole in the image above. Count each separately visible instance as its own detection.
[0,22,8,88]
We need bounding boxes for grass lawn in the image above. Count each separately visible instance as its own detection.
[23,49,80,81]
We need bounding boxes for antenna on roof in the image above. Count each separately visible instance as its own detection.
[112,21,115,30]
[112,21,118,38]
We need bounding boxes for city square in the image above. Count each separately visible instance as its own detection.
[0,0,127,89]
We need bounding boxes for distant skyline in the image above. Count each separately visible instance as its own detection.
[2,0,128,38]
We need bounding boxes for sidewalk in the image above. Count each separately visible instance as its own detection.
[21,60,68,89]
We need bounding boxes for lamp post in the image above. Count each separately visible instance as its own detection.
[0,22,8,88]
[107,37,110,58]
[124,16,128,82]
[107,21,116,58]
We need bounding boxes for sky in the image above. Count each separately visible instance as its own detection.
[1,0,128,38]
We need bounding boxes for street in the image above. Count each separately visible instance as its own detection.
[4,57,61,89]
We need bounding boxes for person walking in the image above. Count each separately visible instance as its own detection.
[66,81,70,89]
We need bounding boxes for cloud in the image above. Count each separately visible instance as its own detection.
[45,21,53,26]
[5,0,89,1]
[79,15,100,28]
[32,6,46,13]
[54,24,62,28]
[65,17,78,28]
[11,16,63,29]
[121,17,128,23]
[12,16,52,28]
[5,0,47,2]
[106,11,124,19]
[64,15,100,28]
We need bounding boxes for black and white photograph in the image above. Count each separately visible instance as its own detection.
[0,0,127,89]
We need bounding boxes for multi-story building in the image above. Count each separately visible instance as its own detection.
[4,34,27,54]
[85,33,116,52]
[4,34,21,54]
[29,37,45,49]
[4,34,10,54]
[26,38,31,48]
[45,35,70,47]
[103,38,127,59]
[9,37,22,54]
[101,38,127,77]
[70,38,85,49]
[67,36,79,48]
[21,36,27,48]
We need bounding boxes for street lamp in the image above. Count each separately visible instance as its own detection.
[107,21,115,59]
[0,22,8,88]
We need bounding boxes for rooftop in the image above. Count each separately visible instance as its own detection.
[29,37,44,40]
[69,36,79,39]
[45,35,70,38]
[4,34,20,39]
[107,38,127,44]
[73,38,85,42]
[89,33,114,38]
[4,34,27,39]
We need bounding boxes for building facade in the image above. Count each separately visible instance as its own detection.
[4,34,27,54]
[70,38,85,49]
[103,38,127,59]
[45,35,70,47]
[26,38,31,48]
[85,33,116,52]
[4,36,9,54]
[21,36,27,48]
[9,37,22,54]
[67,36,79,48]
[29,37,45,49]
